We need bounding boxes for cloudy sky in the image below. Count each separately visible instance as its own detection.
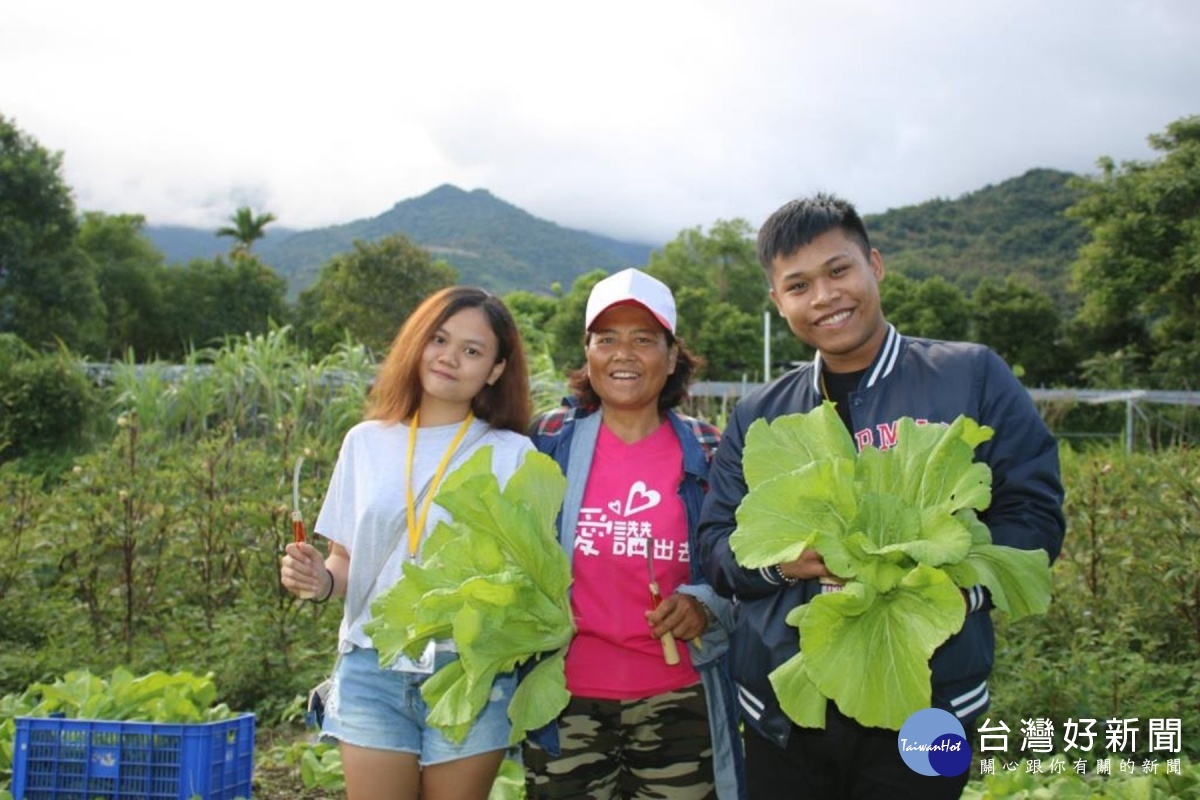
[4,0,1197,244]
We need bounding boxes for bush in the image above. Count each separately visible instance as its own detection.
[0,336,97,466]
[0,329,352,720]
[986,444,1200,761]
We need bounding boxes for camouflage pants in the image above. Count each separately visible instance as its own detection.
[523,683,716,799]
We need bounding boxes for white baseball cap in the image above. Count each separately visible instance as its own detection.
[584,268,677,334]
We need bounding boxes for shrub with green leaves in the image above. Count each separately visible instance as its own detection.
[0,336,96,465]
[986,443,1200,760]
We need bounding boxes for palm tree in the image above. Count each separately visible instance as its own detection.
[216,207,277,256]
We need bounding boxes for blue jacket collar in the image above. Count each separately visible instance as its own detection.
[564,402,709,480]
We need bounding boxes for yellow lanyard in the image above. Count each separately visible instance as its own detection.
[406,411,474,557]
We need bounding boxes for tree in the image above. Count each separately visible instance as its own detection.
[216,206,277,255]
[644,220,790,380]
[162,255,289,356]
[970,277,1063,387]
[542,269,607,374]
[503,289,558,332]
[1068,114,1200,388]
[681,288,760,379]
[503,288,559,365]
[880,274,971,341]
[647,219,767,314]
[296,235,456,356]
[78,212,174,359]
[0,114,103,353]
[867,169,1089,308]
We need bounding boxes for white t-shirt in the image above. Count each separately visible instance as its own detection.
[314,417,535,654]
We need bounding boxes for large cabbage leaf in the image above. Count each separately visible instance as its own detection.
[365,446,573,744]
[731,402,1052,730]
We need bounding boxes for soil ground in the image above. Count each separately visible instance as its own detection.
[253,725,341,800]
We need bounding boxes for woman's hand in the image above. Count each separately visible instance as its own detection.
[646,592,708,641]
[280,541,331,600]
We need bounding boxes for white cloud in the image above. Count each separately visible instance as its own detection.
[3,0,1197,243]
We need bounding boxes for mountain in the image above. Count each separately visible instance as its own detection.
[864,168,1089,308]
[147,224,300,265]
[144,171,1088,305]
[145,185,656,298]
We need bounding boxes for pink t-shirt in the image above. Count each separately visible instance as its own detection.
[565,420,699,699]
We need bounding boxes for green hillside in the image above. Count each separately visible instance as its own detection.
[865,168,1089,307]
[148,224,299,265]
[143,170,1089,305]
[254,185,650,297]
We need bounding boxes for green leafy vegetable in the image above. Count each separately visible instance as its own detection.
[16,668,231,723]
[365,446,574,745]
[0,667,235,792]
[730,402,1052,730]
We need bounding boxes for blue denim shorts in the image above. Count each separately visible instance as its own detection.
[321,646,516,765]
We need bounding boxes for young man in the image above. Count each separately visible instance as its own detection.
[696,194,1065,799]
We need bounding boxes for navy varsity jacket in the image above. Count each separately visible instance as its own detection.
[697,325,1065,748]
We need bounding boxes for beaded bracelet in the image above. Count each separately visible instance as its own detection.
[772,564,799,586]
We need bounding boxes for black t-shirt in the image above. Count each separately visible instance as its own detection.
[820,368,867,432]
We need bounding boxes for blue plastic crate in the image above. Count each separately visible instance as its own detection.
[11,714,254,800]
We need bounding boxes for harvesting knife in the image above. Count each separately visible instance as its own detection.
[292,455,306,544]
[646,537,680,665]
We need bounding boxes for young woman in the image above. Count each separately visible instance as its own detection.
[281,286,535,800]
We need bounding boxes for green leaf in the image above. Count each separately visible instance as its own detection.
[488,757,528,800]
[797,568,966,730]
[903,506,973,566]
[956,508,993,546]
[421,659,487,743]
[507,650,570,745]
[943,543,1052,620]
[435,450,570,599]
[853,444,894,496]
[731,459,857,568]
[922,417,993,511]
[768,652,828,729]
[742,402,855,489]
[828,531,910,592]
[886,417,993,512]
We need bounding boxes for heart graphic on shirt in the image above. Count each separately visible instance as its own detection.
[624,481,661,516]
[607,499,622,515]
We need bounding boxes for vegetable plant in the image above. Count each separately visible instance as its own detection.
[366,446,574,745]
[730,402,1052,730]
[0,668,235,797]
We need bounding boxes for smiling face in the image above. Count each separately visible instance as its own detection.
[585,303,678,414]
[419,306,506,420]
[768,227,888,373]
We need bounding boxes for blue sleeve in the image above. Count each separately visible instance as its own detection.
[697,405,788,599]
[976,350,1066,560]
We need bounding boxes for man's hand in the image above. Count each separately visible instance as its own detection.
[778,548,837,582]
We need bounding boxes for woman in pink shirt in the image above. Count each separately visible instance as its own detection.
[523,269,745,799]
